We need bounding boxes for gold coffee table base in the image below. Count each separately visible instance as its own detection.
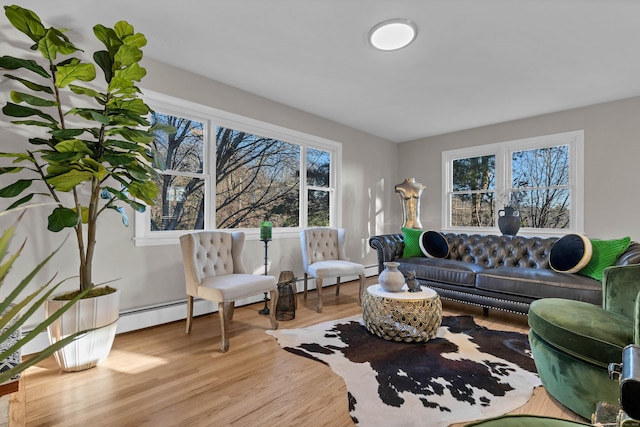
[362,284,442,343]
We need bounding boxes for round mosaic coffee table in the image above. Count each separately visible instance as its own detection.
[361,284,442,343]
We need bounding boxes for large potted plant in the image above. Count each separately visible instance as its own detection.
[0,211,93,385]
[0,5,160,371]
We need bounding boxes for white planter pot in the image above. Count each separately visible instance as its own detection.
[45,290,120,372]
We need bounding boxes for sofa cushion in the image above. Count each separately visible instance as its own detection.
[578,236,631,281]
[402,227,424,258]
[398,257,485,287]
[419,231,449,258]
[549,234,592,273]
[476,267,602,304]
[528,298,633,367]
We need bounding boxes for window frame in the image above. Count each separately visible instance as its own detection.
[442,130,584,236]
[134,90,342,246]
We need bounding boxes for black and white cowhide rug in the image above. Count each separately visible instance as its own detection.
[267,315,541,427]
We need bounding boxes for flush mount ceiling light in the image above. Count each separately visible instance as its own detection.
[369,19,417,51]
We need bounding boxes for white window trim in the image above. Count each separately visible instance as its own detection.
[134,89,342,246]
[441,130,584,236]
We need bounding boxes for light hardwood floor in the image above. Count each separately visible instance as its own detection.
[24,277,587,426]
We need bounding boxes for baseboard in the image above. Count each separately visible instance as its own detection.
[23,265,378,356]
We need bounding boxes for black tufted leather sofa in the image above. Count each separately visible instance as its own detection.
[369,233,640,315]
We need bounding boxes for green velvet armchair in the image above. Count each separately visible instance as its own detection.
[528,263,640,419]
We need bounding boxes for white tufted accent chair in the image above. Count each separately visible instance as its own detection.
[180,231,278,352]
[300,227,366,313]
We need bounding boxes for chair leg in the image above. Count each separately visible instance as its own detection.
[219,301,233,353]
[358,273,366,306]
[315,277,323,313]
[186,295,194,334]
[303,273,308,300]
[336,277,341,296]
[268,288,279,330]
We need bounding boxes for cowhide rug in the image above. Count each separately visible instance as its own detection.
[267,315,541,427]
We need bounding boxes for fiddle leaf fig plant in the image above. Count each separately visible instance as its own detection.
[0,5,161,295]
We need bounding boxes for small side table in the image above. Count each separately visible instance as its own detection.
[361,284,442,343]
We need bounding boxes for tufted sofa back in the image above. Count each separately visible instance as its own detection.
[180,231,247,295]
[300,227,348,270]
[443,233,557,269]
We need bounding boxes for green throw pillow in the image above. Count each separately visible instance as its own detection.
[578,236,631,281]
[402,227,424,258]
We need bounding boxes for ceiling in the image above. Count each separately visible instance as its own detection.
[3,0,640,143]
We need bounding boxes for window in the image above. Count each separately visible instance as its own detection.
[443,130,583,235]
[135,91,341,245]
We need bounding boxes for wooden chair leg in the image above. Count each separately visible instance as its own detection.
[293,281,298,310]
[303,273,308,300]
[336,277,341,296]
[315,277,323,313]
[219,301,233,352]
[186,295,194,334]
[268,288,279,330]
[358,273,366,305]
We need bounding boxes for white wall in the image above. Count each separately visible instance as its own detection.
[398,96,640,242]
[0,57,399,335]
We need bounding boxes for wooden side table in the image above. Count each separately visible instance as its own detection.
[361,284,442,343]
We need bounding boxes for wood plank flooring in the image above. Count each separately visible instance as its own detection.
[24,277,587,426]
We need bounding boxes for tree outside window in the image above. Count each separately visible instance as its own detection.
[444,131,582,234]
[137,100,339,244]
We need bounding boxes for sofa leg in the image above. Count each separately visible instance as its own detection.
[483,306,489,316]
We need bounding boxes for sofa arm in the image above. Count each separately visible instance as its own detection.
[602,264,640,320]
[369,234,404,274]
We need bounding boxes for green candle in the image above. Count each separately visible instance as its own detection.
[260,221,272,240]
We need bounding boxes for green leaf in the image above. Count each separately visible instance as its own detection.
[0,152,34,163]
[47,207,78,232]
[90,111,110,125]
[104,139,144,151]
[122,33,147,49]
[38,28,78,61]
[114,44,142,69]
[6,193,35,210]
[55,62,96,88]
[41,151,83,163]
[9,119,55,129]
[0,167,23,175]
[10,91,56,107]
[109,63,146,90]
[109,98,150,116]
[150,123,177,134]
[113,21,134,39]
[3,74,53,94]
[69,84,103,99]
[54,139,92,154]
[93,50,113,83]
[51,128,84,140]
[102,153,135,166]
[93,24,122,57]
[106,127,155,144]
[75,206,89,224]
[126,180,157,205]
[0,180,32,198]
[46,170,93,192]
[3,5,45,43]
[0,57,50,78]
[80,158,107,181]
[2,102,56,123]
